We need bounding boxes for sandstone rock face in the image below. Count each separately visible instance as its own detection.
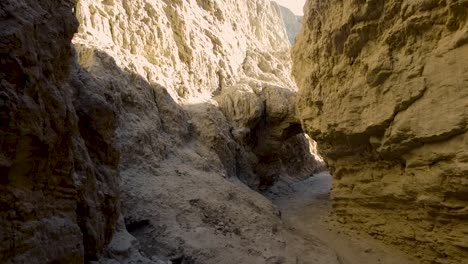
[73,0,321,189]
[1,0,325,262]
[0,0,122,262]
[293,0,468,263]
[70,0,325,263]
[276,4,303,44]
[74,0,291,101]
[213,85,321,188]
[72,14,328,264]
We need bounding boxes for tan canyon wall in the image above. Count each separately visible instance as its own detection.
[73,0,323,188]
[293,0,468,263]
[0,1,121,262]
[74,0,293,101]
[1,0,325,263]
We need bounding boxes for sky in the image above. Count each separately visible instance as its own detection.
[273,0,306,15]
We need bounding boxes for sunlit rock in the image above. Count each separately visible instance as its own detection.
[293,0,468,263]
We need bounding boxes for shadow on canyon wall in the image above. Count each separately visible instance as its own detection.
[73,46,325,262]
[1,41,324,262]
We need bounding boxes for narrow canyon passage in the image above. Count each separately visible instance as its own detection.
[269,173,417,264]
[1,0,466,263]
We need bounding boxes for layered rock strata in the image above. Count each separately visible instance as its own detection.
[73,0,322,190]
[72,1,324,262]
[74,0,292,100]
[1,0,325,263]
[74,43,332,264]
[0,0,123,262]
[293,0,468,263]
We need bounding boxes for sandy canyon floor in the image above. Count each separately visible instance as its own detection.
[269,172,418,264]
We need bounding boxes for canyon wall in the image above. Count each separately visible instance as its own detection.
[1,0,325,263]
[73,0,328,263]
[293,0,468,263]
[74,0,293,101]
[73,1,324,262]
[0,0,122,262]
[73,0,323,188]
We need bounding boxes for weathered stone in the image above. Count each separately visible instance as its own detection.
[73,0,292,101]
[1,0,327,263]
[293,0,468,263]
[70,0,326,263]
[73,0,321,190]
[0,0,120,262]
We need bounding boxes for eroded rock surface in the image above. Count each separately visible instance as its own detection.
[293,1,468,263]
[71,0,325,262]
[0,0,122,262]
[74,0,292,101]
[1,0,326,263]
[73,0,322,189]
[71,1,327,261]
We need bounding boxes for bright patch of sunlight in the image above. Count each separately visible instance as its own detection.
[272,0,306,15]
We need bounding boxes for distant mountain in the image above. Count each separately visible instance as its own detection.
[276,4,303,44]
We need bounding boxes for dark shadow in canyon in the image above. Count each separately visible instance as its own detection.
[0,1,127,261]
[75,45,324,191]
[72,46,325,260]
[0,1,326,260]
